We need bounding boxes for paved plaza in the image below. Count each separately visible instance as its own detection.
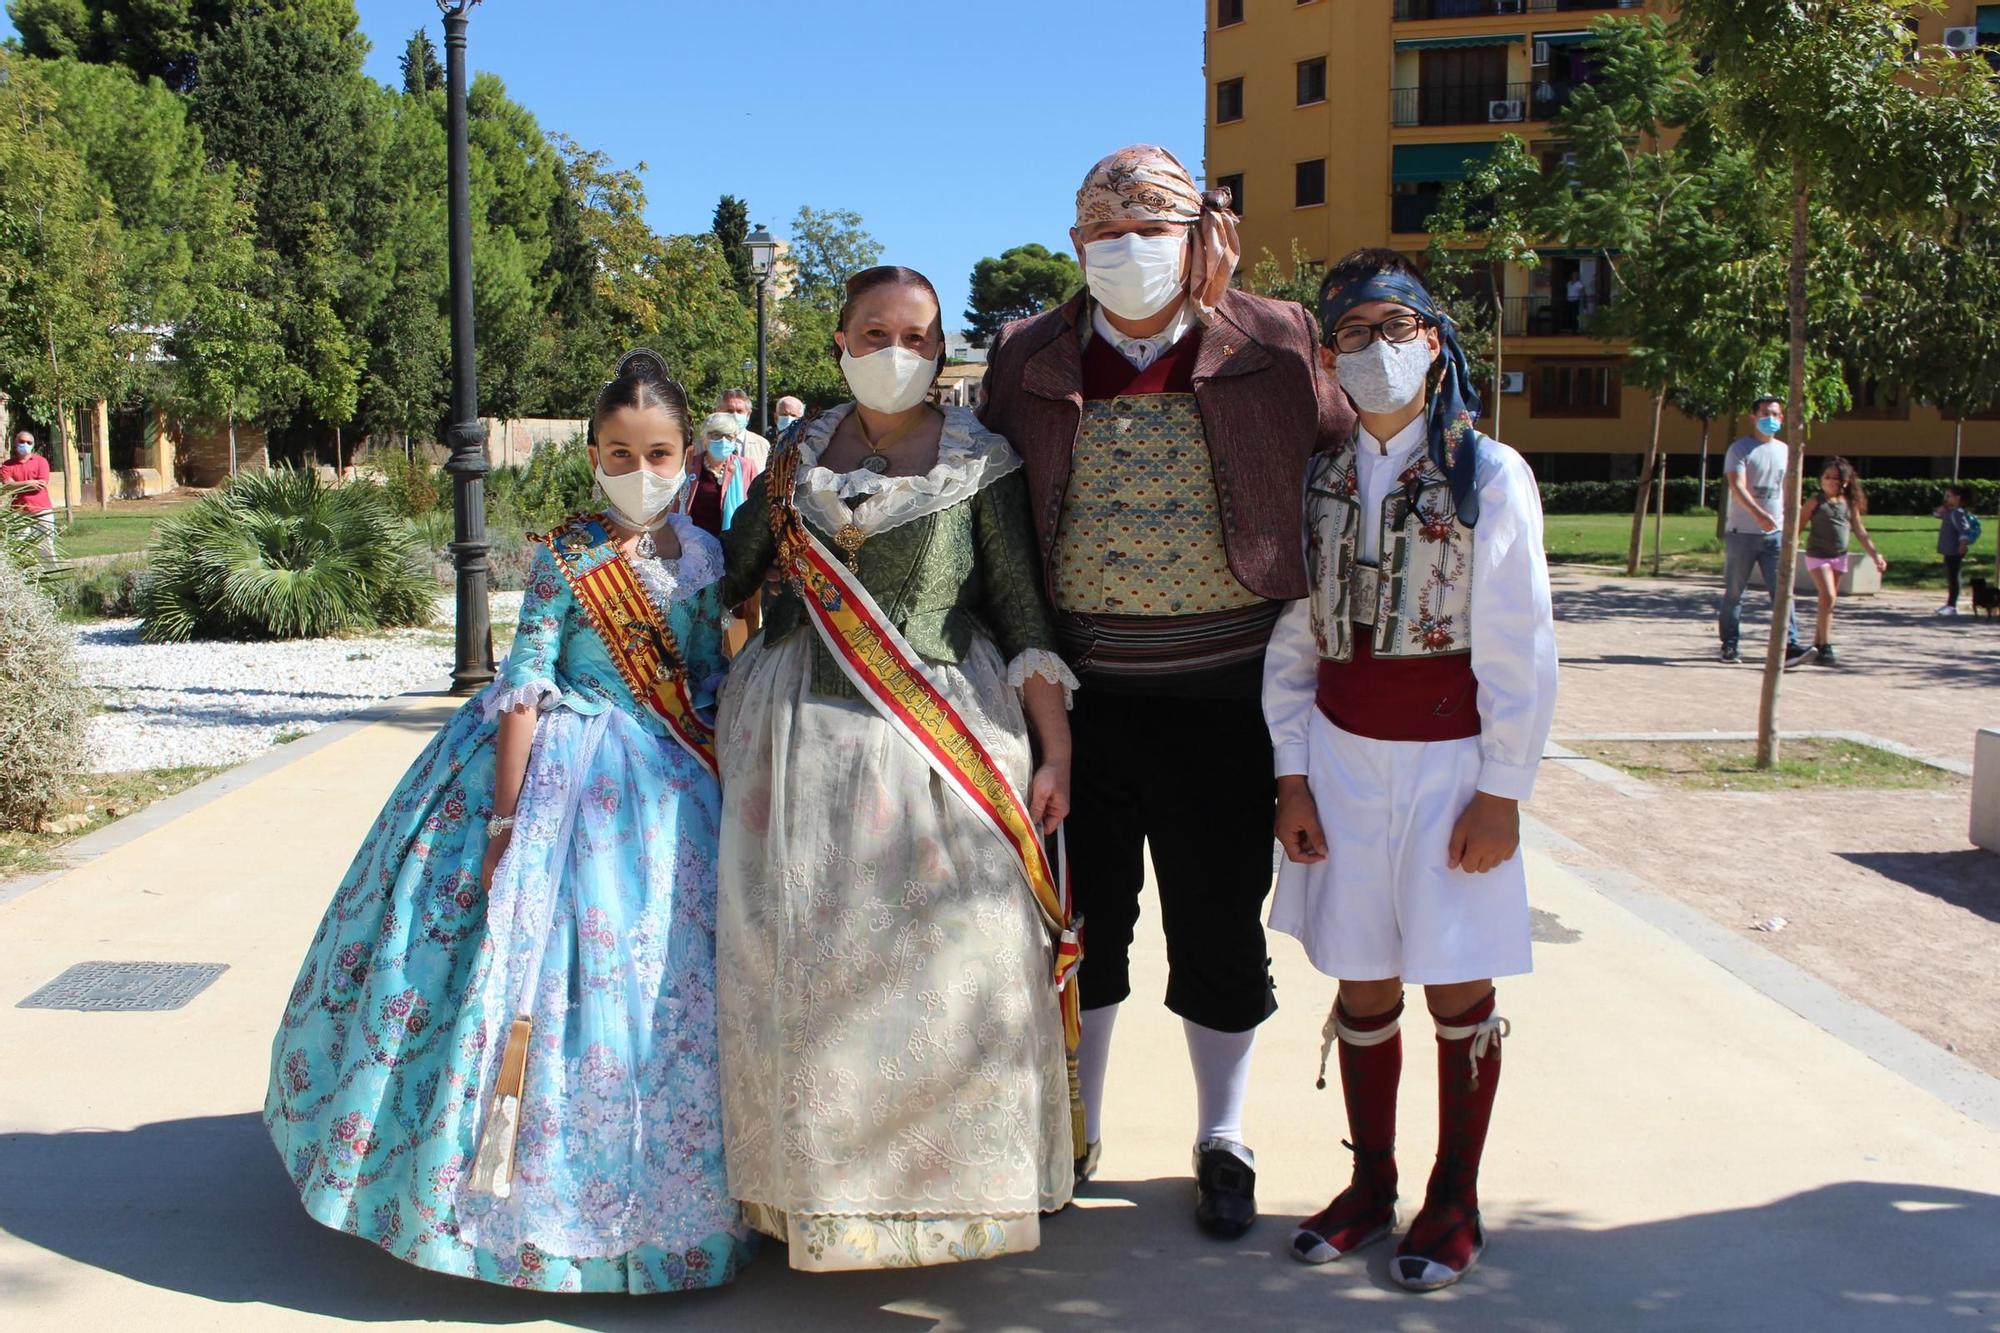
[2,660,1998,1331]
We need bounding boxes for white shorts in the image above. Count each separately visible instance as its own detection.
[1269,710,1533,985]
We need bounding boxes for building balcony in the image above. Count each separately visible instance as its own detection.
[1393,0,1640,19]
[1497,294,1612,338]
[1392,82,1535,128]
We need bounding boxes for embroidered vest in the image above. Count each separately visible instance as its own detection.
[1306,441,1477,662]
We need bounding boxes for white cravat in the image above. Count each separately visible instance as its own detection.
[1092,301,1196,371]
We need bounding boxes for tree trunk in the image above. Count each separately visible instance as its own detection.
[1652,454,1667,576]
[1756,166,1810,771]
[1489,268,1504,440]
[1953,415,1964,481]
[227,411,238,477]
[1716,413,1738,541]
[1697,418,1711,510]
[1626,390,1667,575]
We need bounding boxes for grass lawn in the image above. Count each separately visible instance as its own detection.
[53,508,170,559]
[1543,512,1986,589]
[1575,738,1962,793]
[0,766,226,880]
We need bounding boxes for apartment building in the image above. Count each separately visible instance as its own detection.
[1204,0,2000,480]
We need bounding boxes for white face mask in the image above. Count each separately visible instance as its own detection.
[839,345,936,414]
[1336,337,1434,416]
[1083,231,1189,321]
[595,463,681,527]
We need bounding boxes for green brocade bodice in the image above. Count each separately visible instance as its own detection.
[719,414,1059,701]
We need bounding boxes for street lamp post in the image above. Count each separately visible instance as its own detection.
[439,0,492,695]
[747,225,777,436]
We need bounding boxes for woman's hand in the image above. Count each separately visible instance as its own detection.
[1274,775,1327,864]
[1872,551,1888,574]
[1029,758,1071,834]
[480,828,511,894]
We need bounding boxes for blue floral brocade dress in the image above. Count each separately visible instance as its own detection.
[264,512,752,1293]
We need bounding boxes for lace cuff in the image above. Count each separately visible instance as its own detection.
[481,678,560,721]
[1006,649,1080,709]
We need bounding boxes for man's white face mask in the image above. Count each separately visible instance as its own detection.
[1083,230,1189,321]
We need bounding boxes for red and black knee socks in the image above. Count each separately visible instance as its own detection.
[1396,989,1509,1282]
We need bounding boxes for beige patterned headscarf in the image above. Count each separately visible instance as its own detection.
[1074,144,1241,324]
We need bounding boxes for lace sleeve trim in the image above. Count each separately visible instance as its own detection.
[1005,649,1080,710]
[482,678,560,721]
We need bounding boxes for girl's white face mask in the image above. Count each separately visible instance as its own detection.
[839,345,937,414]
[1336,336,1434,415]
[1082,230,1189,321]
[595,463,681,527]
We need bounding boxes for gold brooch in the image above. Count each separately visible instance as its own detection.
[834,523,866,572]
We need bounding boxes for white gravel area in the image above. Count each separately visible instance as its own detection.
[75,592,526,774]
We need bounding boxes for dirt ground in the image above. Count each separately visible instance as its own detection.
[1534,568,2000,1076]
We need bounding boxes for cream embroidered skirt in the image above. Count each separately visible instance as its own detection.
[714,630,1073,1270]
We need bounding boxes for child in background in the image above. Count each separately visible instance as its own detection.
[1798,458,1885,666]
[1935,483,1980,616]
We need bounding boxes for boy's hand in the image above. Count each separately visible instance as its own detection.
[1275,775,1328,864]
[1448,792,1519,874]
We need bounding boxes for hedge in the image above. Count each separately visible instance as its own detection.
[1536,476,1998,516]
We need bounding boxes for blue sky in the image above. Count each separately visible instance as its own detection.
[8,1,1208,331]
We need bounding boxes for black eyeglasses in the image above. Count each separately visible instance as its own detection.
[1330,314,1430,355]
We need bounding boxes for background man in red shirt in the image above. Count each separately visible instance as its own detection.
[1,430,56,565]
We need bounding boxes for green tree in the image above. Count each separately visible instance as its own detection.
[964,242,1082,347]
[786,205,882,310]
[1242,239,1325,310]
[1675,0,2000,767]
[9,0,363,92]
[711,193,752,301]
[0,55,126,506]
[399,28,442,96]
[1424,136,1542,441]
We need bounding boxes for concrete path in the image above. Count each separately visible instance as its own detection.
[2,691,1998,1331]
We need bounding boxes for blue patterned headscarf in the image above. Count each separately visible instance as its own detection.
[1319,270,1485,527]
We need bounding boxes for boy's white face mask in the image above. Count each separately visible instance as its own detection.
[1336,337,1433,416]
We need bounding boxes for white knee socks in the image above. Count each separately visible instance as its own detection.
[1076,1002,1119,1145]
[1184,1019,1257,1149]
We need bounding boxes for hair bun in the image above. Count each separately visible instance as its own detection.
[616,347,671,384]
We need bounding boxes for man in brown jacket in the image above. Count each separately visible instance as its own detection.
[980,144,1352,1239]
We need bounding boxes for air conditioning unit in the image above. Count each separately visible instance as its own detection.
[1532,39,1551,65]
[1499,371,1527,395]
[1944,26,1979,52]
[1495,0,1524,12]
[1488,99,1525,123]
[1559,151,1580,167]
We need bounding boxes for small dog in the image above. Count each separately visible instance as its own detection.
[1971,577,2000,620]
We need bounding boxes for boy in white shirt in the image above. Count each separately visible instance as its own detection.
[1265,249,1558,1292]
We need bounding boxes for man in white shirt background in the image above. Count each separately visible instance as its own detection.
[1717,396,1812,667]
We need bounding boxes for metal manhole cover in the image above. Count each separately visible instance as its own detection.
[17,961,229,1012]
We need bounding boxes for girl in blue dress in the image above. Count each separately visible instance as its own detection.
[265,350,752,1293]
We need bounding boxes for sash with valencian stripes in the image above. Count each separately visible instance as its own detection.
[766,445,1084,1057]
[540,515,717,779]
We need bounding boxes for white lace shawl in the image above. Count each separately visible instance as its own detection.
[791,403,1024,540]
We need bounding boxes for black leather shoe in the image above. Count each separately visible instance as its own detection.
[1193,1139,1257,1239]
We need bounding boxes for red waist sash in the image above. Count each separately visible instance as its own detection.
[1316,636,1480,743]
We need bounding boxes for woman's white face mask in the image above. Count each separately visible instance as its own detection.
[839,345,937,414]
[1336,337,1434,416]
[594,463,681,527]
[1083,231,1188,320]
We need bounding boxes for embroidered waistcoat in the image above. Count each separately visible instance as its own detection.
[1306,440,1478,662]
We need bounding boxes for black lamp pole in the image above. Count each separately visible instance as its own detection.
[440,0,492,695]
[747,225,776,436]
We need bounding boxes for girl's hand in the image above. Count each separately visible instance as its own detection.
[1029,759,1071,834]
[1872,552,1888,574]
[481,829,511,893]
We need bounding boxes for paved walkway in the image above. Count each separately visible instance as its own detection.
[3,689,1999,1331]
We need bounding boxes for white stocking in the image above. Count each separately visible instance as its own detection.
[1184,1019,1257,1149]
[1076,1002,1119,1144]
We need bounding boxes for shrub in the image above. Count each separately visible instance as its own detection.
[490,435,595,534]
[1534,475,1999,517]
[2,484,54,577]
[138,467,436,642]
[0,561,89,831]
[364,449,450,521]
[1538,478,1712,514]
[54,557,150,619]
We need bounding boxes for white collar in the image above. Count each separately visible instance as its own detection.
[1358,414,1427,462]
[1091,300,1196,359]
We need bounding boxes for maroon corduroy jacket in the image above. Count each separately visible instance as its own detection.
[978,288,1354,604]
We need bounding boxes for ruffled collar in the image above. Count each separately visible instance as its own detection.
[790,403,1024,538]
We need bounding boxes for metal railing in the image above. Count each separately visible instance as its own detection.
[1393,0,1640,19]
[1390,191,1496,234]
[1392,81,1533,128]
[1496,294,1612,337]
